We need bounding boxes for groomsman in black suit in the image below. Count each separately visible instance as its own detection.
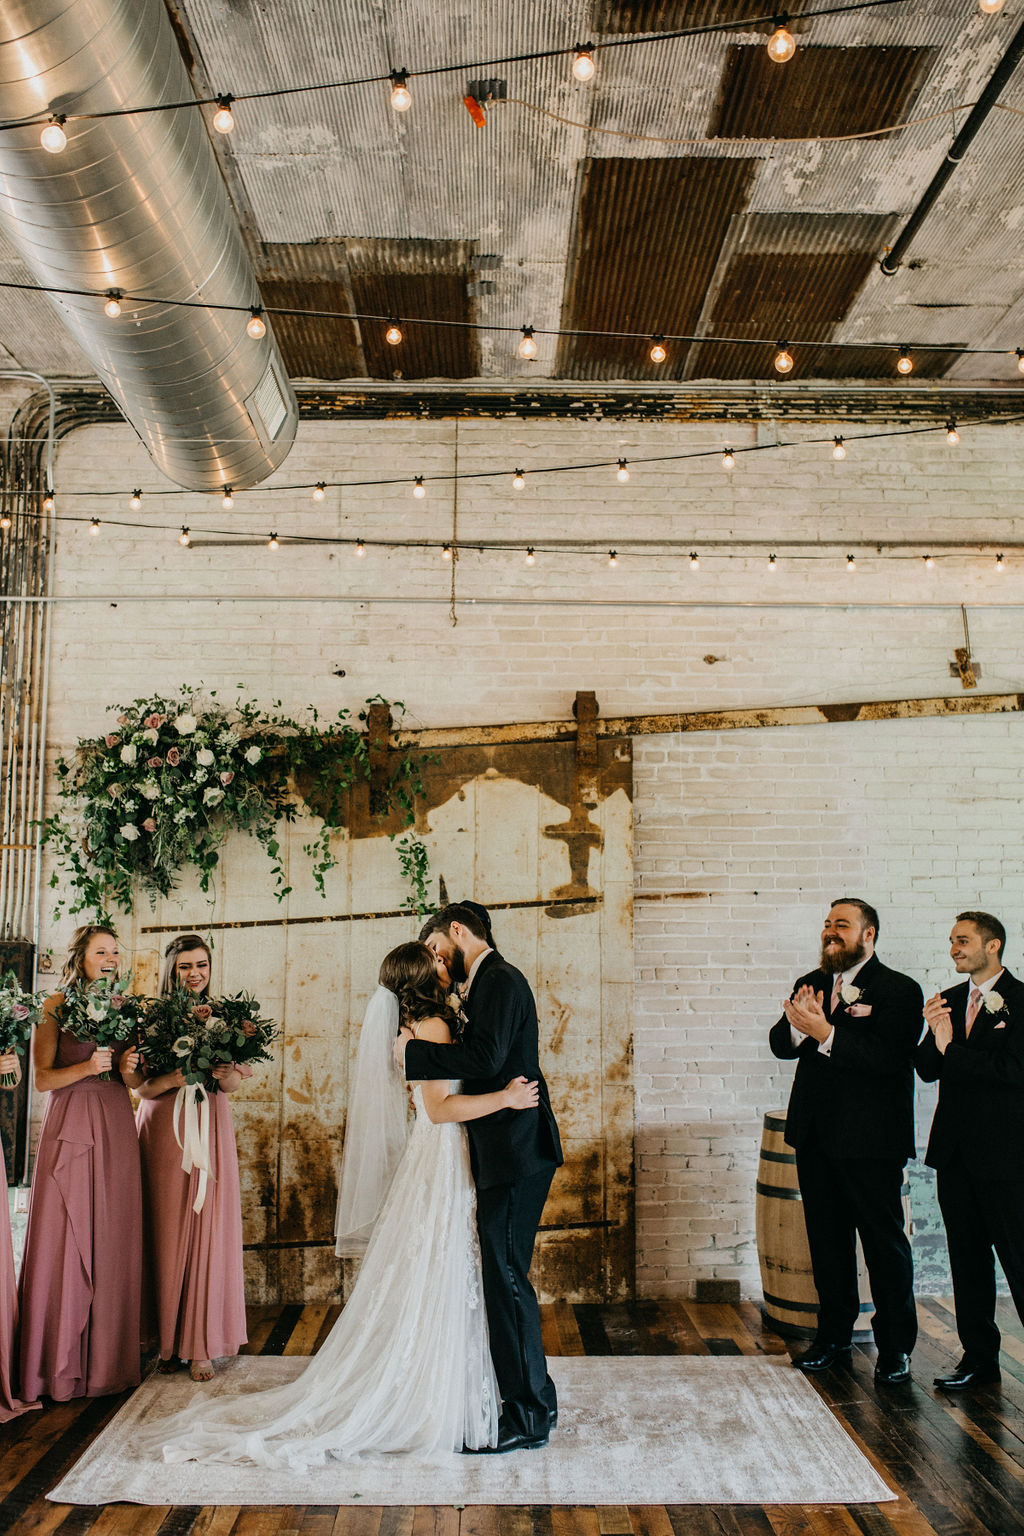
[917,910,1024,1390]
[769,899,923,1383]
[394,903,562,1451]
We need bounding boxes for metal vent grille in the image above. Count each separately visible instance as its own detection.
[249,366,290,442]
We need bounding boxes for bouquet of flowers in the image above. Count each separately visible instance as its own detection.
[0,971,44,1086]
[140,988,278,1095]
[56,973,148,1079]
[207,991,280,1073]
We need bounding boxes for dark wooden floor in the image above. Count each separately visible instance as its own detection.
[1,1296,1022,1536]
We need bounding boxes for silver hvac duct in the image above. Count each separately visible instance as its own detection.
[0,0,298,491]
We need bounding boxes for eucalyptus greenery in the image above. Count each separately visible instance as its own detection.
[41,687,431,921]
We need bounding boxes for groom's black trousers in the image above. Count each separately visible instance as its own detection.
[475,1163,557,1436]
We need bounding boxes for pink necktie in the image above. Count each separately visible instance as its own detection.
[830,975,843,1012]
[965,987,982,1037]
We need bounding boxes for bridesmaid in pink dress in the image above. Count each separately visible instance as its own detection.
[18,925,144,1400]
[1,1052,40,1422]
[136,934,248,1383]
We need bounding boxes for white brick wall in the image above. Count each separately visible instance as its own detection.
[28,411,1024,1298]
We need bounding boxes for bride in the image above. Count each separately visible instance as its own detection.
[138,941,539,1467]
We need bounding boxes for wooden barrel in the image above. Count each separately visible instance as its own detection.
[755,1110,912,1339]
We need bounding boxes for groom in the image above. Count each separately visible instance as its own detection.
[394,902,562,1451]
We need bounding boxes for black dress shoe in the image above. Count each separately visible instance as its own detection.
[792,1340,853,1372]
[466,1425,550,1454]
[933,1362,1001,1391]
[874,1352,911,1384]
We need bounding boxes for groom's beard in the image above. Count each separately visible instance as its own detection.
[820,934,867,974]
[447,946,467,986]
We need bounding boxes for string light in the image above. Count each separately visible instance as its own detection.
[721,448,735,470]
[312,482,326,502]
[923,554,935,568]
[847,553,856,572]
[355,539,366,557]
[1016,347,1024,374]
[40,115,67,153]
[689,551,700,570]
[774,341,794,374]
[222,486,234,509]
[246,307,266,340]
[42,490,54,513]
[946,420,960,445]
[512,468,526,490]
[649,335,667,364]
[267,531,279,550]
[768,552,777,569]
[412,476,426,499]
[996,551,1005,571]
[129,489,142,509]
[442,542,452,560]
[616,459,630,482]
[390,71,412,112]
[385,319,403,345]
[212,95,235,133]
[608,549,617,567]
[767,18,797,63]
[896,347,913,376]
[979,0,1006,12]
[525,546,535,565]
[0,512,10,530]
[572,45,596,82]
[832,436,847,460]
[103,289,123,318]
[89,517,101,536]
[518,326,538,360]
[179,526,191,546]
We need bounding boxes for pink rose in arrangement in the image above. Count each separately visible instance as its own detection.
[108,992,124,1011]
[220,771,234,786]
[144,713,165,729]
[105,734,119,748]
[146,756,163,769]
[11,1002,29,1021]
[165,747,180,767]
[142,817,157,833]
[117,714,129,726]
[241,1018,256,1037]
[191,1003,212,1024]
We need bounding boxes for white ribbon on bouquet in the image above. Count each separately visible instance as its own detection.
[172,1083,215,1214]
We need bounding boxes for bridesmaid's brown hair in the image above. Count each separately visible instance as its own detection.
[60,924,119,988]
[160,933,213,997]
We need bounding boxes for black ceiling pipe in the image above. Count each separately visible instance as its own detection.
[880,17,1024,276]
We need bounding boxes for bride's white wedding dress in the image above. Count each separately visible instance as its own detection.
[138,1083,499,1468]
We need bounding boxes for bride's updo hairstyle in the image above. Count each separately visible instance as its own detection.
[379,942,462,1038]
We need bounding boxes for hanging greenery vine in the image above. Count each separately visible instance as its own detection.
[40,687,432,922]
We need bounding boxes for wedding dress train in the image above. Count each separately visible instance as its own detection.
[139,1085,498,1468]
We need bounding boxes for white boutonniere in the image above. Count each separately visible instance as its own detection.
[840,983,862,1005]
[983,991,1005,1014]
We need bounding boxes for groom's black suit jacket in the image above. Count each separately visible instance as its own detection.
[768,952,922,1163]
[404,950,563,1189]
[915,969,1024,1178]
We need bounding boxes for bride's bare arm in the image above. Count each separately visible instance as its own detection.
[413,1016,539,1124]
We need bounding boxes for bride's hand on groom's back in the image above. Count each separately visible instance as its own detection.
[503,1076,539,1111]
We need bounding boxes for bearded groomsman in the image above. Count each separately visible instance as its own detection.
[769,899,923,1383]
[917,911,1024,1391]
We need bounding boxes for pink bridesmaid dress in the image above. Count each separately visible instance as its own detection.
[136,1074,248,1365]
[18,1030,143,1400]
[1,1140,39,1422]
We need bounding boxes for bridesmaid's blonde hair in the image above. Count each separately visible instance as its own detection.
[60,924,119,987]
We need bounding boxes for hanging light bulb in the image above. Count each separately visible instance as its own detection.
[847,553,856,572]
[649,335,667,364]
[385,319,403,345]
[267,532,279,550]
[946,420,960,445]
[442,543,452,561]
[89,517,101,536]
[312,482,326,502]
[390,71,412,112]
[0,512,10,530]
[512,468,526,490]
[412,476,426,499]
[608,549,617,567]
[212,95,235,133]
[572,45,596,82]
[979,0,1006,13]
[767,18,797,63]
[246,307,266,340]
[996,551,1005,571]
[222,486,234,509]
[832,436,847,461]
[923,554,935,568]
[525,546,536,565]
[129,489,142,510]
[689,551,700,570]
[896,347,913,376]
[40,114,67,153]
[179,525,191,546]
[518,326,538,360]
[355,539,366,557]
[768,552,777,570]
[774,341,794,374]
[616,459,630,482]
[722,448,736,470]
[1016,348,1024,374]
[103,289,123,319]
[42,489,54,513]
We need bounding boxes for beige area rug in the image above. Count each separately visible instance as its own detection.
[48,1355,894,1507]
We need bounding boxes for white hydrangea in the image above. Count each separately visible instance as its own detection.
[119,823,140,841]
[196,747,215,767]
[175,713,198,735]
[140,780,160,800]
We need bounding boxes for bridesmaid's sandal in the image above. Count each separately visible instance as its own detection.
[157,1357,183,1374]
[189,1360,215,1382]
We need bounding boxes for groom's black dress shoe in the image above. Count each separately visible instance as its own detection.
[462,1425,550,1454]
[933,1361,1001,1391]
[874,1352,911,1385]
[792,1340,853,1372]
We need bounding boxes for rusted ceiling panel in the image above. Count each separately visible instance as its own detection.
[796,344,965,381]
[711,45,936,139]
[257,240,362,381]
[555,156,758,380]
[353,272,478,379]
[595,1,810,32]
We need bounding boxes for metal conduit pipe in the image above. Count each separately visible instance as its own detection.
[0,0,298,490]
[880,16,1024,276]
